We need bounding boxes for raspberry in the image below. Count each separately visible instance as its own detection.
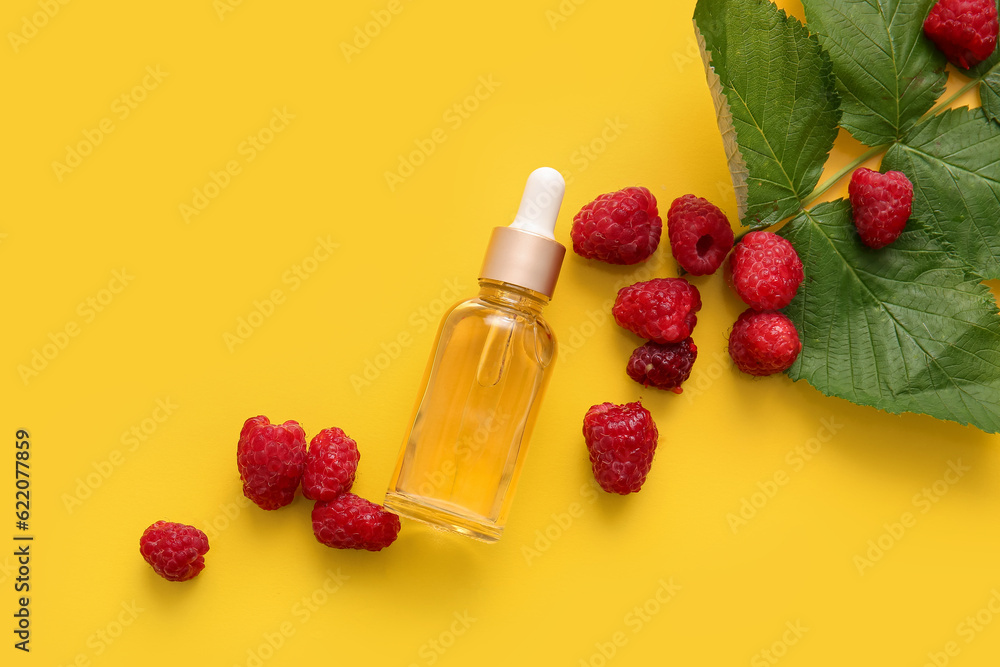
[626,338,698,393]
[582,401,659,495]
[311,493,401,551]
[236,415,307,510]
[303,427,360,501]
[848,168,914,249]
[924,0,998,69]
[728,309,802,376]
[666,195,735,275]
[571,186,662,265]
[612,278,702,344]
[728,231,804,310]
[139,521,209,582]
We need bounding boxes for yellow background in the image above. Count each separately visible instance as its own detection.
[4,0,1000,665]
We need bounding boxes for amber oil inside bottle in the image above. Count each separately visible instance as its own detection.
[384,279,557,542]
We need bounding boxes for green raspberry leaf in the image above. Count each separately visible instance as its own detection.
[694,0,841,229]
[780,199,1000,433]
[979,68,1000,125]
[882,108,1000,279]
[801,0,948,146]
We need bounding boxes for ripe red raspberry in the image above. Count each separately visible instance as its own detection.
[613,278,702,344]
[728,232,804,310]
[666,195,735,275]
[571,186,662,265]
[303,427,360,501]
[848,168,914,249]
[311,493,401,551]
[626,338,698,393]
[582,401,659,495]
[139,521,209,582]
[924,0,998,69]
[237,415,307,510]
[728,309,802,376]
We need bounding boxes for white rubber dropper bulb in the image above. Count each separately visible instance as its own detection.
[509,167,566,240]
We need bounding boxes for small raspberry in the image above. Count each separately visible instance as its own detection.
[924,0,998,69]
[139,521,209,582]
[303,427,360,501]
[728,232,804,310]
[728,309,802,376]
[666,195,735,275]
[626,338,698,393]
[571,186,662,265]
[612,278,702,344]
[311,494,401,551]
[583,401,659,495]
[236,415,307,510]
[848,168,914,249]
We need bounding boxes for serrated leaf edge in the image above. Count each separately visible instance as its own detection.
[695,19,750,221]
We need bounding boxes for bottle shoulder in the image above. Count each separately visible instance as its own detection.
[439,297,556,366]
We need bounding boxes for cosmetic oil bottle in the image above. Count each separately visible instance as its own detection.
[385,167,567,543]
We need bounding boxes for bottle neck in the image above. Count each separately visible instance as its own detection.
[478,279,549,316]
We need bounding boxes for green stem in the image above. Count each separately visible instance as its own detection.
[926,78,981,117]
[803,144,888,208]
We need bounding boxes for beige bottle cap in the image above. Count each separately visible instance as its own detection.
[479,168,567,298]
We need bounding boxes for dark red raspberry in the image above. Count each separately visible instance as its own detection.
[666,195,735,275]
[582,401,659,495]
[612,278,702,344]
[571,187,662,265]
[728,309,802,376]
[848,168,914,249]
[311,494,401,551]
[924,0,998,69]
[303,427,360,501]
[727,232,804,310]
[139,521,209,582]
[236,415,307,510]
[627,338,698,393]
